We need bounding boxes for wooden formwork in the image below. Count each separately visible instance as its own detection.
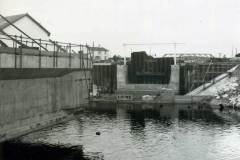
[128,51,174,84]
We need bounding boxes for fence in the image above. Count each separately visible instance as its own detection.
[0,33,93,69]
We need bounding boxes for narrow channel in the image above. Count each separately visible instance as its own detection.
[2,103,240,160]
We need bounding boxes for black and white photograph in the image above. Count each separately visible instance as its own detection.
[1,0,240,159]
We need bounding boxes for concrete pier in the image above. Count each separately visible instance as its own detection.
[169,65,180,94]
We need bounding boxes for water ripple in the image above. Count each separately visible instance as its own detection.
[21,104,240,160]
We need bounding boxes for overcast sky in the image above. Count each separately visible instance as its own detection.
[1,0,240,57]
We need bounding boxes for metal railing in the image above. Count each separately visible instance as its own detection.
[0,33,93,69]
[0,32,94,99]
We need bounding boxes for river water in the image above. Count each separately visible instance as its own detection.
[19,103,240,160]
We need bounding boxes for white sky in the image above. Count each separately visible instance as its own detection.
[1,0,240,57]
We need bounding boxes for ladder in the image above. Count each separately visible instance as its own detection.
[81,45,93,101]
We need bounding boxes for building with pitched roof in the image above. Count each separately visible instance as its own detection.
[88,46,109,62]
[0,13,52,50]
[0,13,51,48]
[0,13,70,53]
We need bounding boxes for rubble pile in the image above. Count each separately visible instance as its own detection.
[215,79,240,107]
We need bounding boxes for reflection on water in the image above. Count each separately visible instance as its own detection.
[1,141,89,160]
[10,103,240,160]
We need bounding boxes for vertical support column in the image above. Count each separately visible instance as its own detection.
[86,43,89,69]
[14,35,17,68]
[169,65,180,94]
[174,43,177,65]
[92,42,95,65]
[90,42,94,94]
[80,48,83,69]
[39,39,42,68]
[53,41,56,68]
[20,35,23,68]
[69,43,71,68]
[87,46,90,100]
[79,46,82,69]
[83,47,85,69]
[82,46,84,68]
[56,42,58,68]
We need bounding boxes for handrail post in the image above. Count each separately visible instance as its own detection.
[56,41,58,68]
[20,35,23,68]
[79,45,82,69]
[82,46,84,68]
[69,43,71,68]
[14,35,17,68]
[86,43,89,69]
[53,41,55,68]
[39,39,42,68]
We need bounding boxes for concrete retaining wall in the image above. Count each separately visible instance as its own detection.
[0,70,91,142]
[175,95,212,104]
